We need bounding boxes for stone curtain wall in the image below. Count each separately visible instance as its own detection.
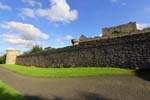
[102,22,137,38]
[16,32,150,69]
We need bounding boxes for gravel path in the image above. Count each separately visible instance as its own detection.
[0,67,150,100]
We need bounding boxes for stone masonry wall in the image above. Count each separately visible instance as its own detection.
[16,32,150,69]
[6,50,20,64]
[102,22,137,38]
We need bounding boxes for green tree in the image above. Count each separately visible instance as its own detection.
[44,46,55,51]
[23,45,43,55]
[0,54,6,64]
[30,45,43,54]
[23,51,31,55]
[23,45,56,55]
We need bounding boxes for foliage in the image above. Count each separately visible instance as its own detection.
[23,45,55,55]
[0,80,22,100]
[30,45,43,54]
[0,64,132,78]
[23,45,43,55]
[44,47,55,51]
[23,51,31,55]
[0,54,6,64]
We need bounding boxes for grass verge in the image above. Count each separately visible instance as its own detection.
[0,64,133,78]
[0,80,22,100]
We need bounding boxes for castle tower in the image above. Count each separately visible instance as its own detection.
[71,39,79,46]
[102,22,137,38]
[5,50,20,64]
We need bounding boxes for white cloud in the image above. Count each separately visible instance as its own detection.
[137,23,150,30]
[0,2,11,10]
[22,0,42,7]
[54,34,73,45]
[20,0,78,23]
[21,8,35,18]
[3,33,38,47]
[36,0,78,23]
[65,35,73,40]
[1,21,49,47]
[1,21,49,40]
[99,33,102,37]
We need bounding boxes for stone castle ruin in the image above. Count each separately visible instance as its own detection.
[7,22,150,69]
[72,22,150,45]
[102,22,137,38]
[6,50,20,64]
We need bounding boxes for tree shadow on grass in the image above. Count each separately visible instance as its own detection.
[134,69,150,81]
[0,87,22,100]
[23,91,115,100]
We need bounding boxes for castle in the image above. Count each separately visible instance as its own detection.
[5,50,20,64]
[72,22,150,45]
[6,22,150,69]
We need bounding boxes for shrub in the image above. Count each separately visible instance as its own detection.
[0,54,6,64]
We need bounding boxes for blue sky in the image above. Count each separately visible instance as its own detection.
[0,0,150,54]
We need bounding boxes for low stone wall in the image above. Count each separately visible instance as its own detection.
[16,32,150,69]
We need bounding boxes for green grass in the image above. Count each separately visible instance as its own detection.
[0,80,22,100]
[0,64,133,78]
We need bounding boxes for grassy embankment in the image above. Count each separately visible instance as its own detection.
[0,64,133,78]
[0,80,22,100]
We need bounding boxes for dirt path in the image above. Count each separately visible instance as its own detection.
[0,67,150,100]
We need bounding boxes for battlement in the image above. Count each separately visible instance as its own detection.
[102,22,137,38]
[6,49,20,64]
[71,22,150,46]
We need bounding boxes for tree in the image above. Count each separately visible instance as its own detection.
[0,54,6,64]
[30,45,43,54]
[23,45,55,55]
[23,51,31,55]
[23,45,43,55]
[44,46,55,51]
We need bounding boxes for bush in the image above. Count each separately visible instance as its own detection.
[23,45,43,55]
[0,55,6,64]
[44,47,55,51]
[30,45,43,54]
[23,45,55,55]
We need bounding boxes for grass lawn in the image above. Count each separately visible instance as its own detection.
[0,80,22,100]
[0,64,133,78]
